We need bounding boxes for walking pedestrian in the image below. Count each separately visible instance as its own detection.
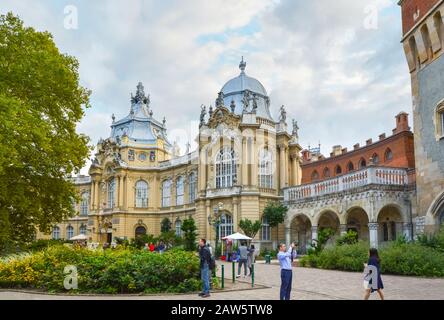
[363,248,384,300]
[198,238,211,298]
[236,241,248,278]
[247,244,256,276]
[277,242,297,300]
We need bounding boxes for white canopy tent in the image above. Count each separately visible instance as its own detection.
[222,232,252,241]
[70,234,88,241]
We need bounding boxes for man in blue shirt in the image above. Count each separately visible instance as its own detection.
[277,242,296,300]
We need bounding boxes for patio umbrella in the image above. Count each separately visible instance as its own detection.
[70,234,88,241]
[222,232,252,240]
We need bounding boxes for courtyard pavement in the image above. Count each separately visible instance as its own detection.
[1,260,444,300]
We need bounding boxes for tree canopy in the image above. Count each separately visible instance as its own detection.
[0,13,91,251]
[238,219,262,239]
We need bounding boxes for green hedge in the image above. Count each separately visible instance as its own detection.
[300,241,444,277]
[0,245,202,293]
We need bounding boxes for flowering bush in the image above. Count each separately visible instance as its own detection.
[0,245,201,293]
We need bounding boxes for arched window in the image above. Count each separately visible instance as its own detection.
[189,172,197,203]
[347,162,354,172]
[135,226,147,238]
[162,179,172,207]
[335,165,342,175]
[359,158,366,169]
[52,226,60,240]
[218,214,233,239]
[372,153,380,164]
[80,192,89,216]
[176,176,184,205]
[216,147,237,188]
[311,170,319,181]
[323,167,330,178]
[67,226,74,240]
[421,24,433,60]
[436,102,444,138]
[79,225,87,235]
[107,178,115,208]
[175,219,182,237]
[261,216,270,241]
[135,180,148,208]
[385,148,393,161]
[434,12,444,46]
[258,148,273,188]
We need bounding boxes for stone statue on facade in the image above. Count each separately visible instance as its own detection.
[252,93,258,112]
[215,91,224,107]
[279,105,287,122]
[199,104,206,127]
[230,100,236,113]
[292,119,299,138]
[242,90,251,112]
[209,105,213,118]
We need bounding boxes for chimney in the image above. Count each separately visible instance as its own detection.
[393,112,410,134]
[379,133,386,141]
[341,147,348,154]
[332,145,342,156]
[302,149,311,162]
[353,143,360,150]
[366,138,373,146]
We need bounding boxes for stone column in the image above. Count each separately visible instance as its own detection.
[403,222,413,241]
[91,181,95,210]
[291,156,297,186]
[285,227,291,246]
[232,198,238,233]
[242,138,248,186]
[311,226,318,242]
[95,181,100,210]
[340,224,348,235]
[206,200,211,241]
[284,147,289,187]
[368,223,379,248]
[251,138,258,187]
[119,176,124,209]
[279,145,285,190]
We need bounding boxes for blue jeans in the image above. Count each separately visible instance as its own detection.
[238,259,247,276]
[201,263,210,294]
[280,269,292,300]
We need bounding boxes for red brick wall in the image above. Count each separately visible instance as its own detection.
[401,0,441,35]
[301,131,415,184]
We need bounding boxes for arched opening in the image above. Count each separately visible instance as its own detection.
[135,180,148,208]
[317,211,340,246]
[323,167,330,178]
[175,219,182,237]
[359,158,366,169]
[135,226,147,238]
[377,205,403,243]
[372,153,380,165]
[79,224,87,235]
[335,165,342,175]
[216,147,237,188]
[176,176,184,205]
[311,170,320,181]
[218,212,233,239]
[107,178,115,208]
[52,226,60,240]
[258,148,273,188]
[67,225,74,240]
[385,148,393,162]
[408,36,420,69]
[421,24,433,61]
[434,11,444,47]
[347,161,354,172]
[289,214,312,254]
[346,207,369,240]
[80,192,89,216]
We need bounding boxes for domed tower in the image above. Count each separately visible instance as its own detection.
[400,0,444,233]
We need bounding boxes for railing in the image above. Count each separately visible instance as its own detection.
[206,187,242,198]
[284,166,410,202]
[70,176,91,184]
[159,151,198,168]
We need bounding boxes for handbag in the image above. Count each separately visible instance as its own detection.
[363,265,371,289]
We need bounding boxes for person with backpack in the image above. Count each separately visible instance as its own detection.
[236,241,249,278]
[198,238,212,298]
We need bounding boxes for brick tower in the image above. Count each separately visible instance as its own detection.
[400,0,444,233]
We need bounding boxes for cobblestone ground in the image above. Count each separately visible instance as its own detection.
[1,260,444,300]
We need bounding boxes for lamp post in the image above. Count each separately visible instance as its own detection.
[208,202,224,257]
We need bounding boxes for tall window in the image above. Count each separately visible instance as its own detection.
[218,214,233,239]
[311,170,319,181]
[79,225,87,235]
[80,192,89,216]
[176,176,184,205]
[385,148,393,161]
[372,153,380,164]
[335,165,342,175]
[347,162,354,172]
[107,178,115,208]
[216,147,237,188]
[261,217,271,241]
[67,226,74,239]
[258,149,273,188]
[135,180,148,208]
[323,167,330,178]
[52,226,60,240]
[175,220,182,237]
[189,172,197,203]
[162,179,172,207]
[359,158,366,169]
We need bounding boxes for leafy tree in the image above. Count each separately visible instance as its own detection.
[336,230,358,246]
[314,228,336,253]
[161,218,172,233]
[181,217,198,251]
[238,219,262,239]
[0,13,91,252]
[263,201,288,243]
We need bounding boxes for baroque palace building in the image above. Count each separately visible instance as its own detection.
[41,1,444,249]
[40,59,303,248]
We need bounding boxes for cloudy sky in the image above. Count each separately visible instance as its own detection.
[1,0,412,174]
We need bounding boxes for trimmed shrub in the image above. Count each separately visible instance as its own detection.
[0,245,202,293]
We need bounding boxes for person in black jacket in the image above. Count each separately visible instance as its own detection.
[198,238,211,298]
